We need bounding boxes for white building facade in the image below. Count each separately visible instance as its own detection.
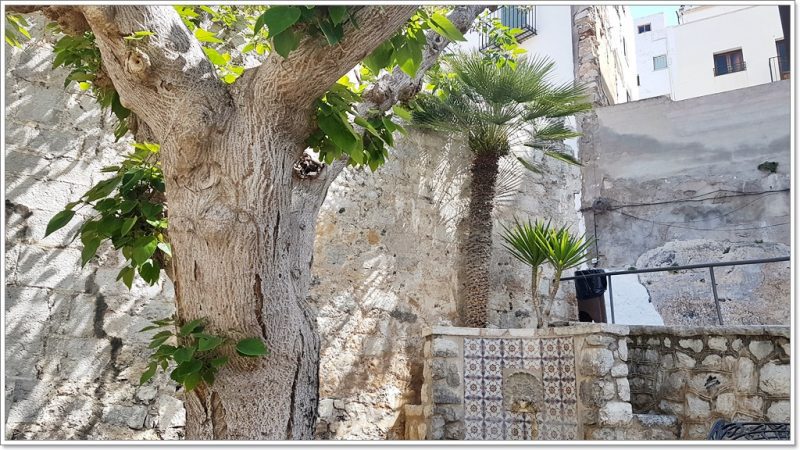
[635,5,787,100]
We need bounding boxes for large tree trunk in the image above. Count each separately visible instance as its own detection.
[461,153,501,327]
[22,3,488,440]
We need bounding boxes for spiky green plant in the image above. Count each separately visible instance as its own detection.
[413,52,592,327]
[501,218,549,317]
[502,219,593,328]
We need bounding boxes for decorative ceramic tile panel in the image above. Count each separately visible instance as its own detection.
[463,337,578,440]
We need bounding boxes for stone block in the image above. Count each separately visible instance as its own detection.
[579,348,614,376]
[135,386,158,403]
[102,404,148,430]
[661,354,675,370]
[731,339,743,351]
[708,337,727,352]
[610,362,628,377]
[658,400,684,416]
[432,386,461,405]
[599,401,632,426]
[616,378,630,402]
[617,338,628,361]
[675,352,696,369]
[685,394,710,420]
[580,379,616,407]
[735,357,756,393]
[759,362,789,396]
[748,341,774,361]
[585,334,616,347]
[766,400,790,422]
[429,416,445,440]
[701,355,721,367]
[444,421,464,440]
[738,395,764,415]
[663,337,671,348]
[715,392,736,416]
[678,339,703,353]
[432,338,458,358]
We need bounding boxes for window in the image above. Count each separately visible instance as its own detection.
[638,24,651,33]
[653,55,668,70]
[713,49,745,76]
[776,39,789,73]
[500,5,529,29]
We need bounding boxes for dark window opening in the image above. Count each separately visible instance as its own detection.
[638,24,651,33]
[776,39,790,73]
[637,75,640,86]
[713,49,745,76]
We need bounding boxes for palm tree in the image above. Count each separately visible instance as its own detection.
[413,52,592,327]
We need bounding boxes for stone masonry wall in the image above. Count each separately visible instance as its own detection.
[416,324,633,441]
[627,325,791,439]
[5,18,183,439]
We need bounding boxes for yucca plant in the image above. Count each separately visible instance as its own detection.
[413,52,592,327]
[501,218,549,322]
[502,219,593,328]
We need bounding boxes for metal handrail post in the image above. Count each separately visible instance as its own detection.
[608,275,615,324]
[709,266,723,325]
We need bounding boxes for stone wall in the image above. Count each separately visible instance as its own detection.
[5,20,183,439]
[416,324,790,441]
[627,325,790,439]
[415,324,633,440]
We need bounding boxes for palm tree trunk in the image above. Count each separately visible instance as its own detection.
[462,152,500,327]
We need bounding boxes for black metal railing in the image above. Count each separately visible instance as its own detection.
[561,256,790,325]
[769,56,791,82]
[479,6,537,50]
[708,419,790,440]
[713,61,747,76]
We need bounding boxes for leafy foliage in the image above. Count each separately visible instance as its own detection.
[139,316,268,391]
[500,218,550,269]
[413,52,592,159]
[5,13,31,48]
[50,29,132,140]
[45,142,168,289]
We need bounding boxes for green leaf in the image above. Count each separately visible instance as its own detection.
[183,370,202,391]
[140,362,157,385]
[116,266,135,289]
[317,113,358,153]
[362,41,393,73]
[201,369,216,385]
[111,92,130,120]
[157,242,172,257]
[170,359,202,383]
[148,335,170,349]
[131,235,158,266]
[328,6,349,25]
[317,19,343,45]
[173,347,195,364]
[210,356,229,368]
[124,30,155,41]
[194,28,223,44]
[392,105,412,121]
[427,13,466,42]
[139,202,163,220]
[45,209,76,237]
[260,6,301,36]
[197,334,225,352]
[81,237,102,267]
[120,217,137,237]
[272,29,300,58]
[354,116,380,137]
[202,46,227,66]
[179,318,205,337]
[516,157,543,174]
[544,150,582,166]
[84,176,122,202]
[138,259,161,285]
[236,338,268,357]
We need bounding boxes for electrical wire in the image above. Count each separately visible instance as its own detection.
[603,188,790,211]
[614,210,790,232]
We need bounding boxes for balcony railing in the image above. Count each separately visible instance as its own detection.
[769,56,790,82]
[713,61,747,76]
[479,6,537,50]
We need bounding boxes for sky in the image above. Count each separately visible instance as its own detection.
[629,5,681,26]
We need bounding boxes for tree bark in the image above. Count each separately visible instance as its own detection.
[462,153,501,327]
[24,3,490,439]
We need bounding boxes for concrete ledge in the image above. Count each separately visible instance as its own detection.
[423,324,789,339]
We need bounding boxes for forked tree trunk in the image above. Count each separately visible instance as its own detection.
[462,152,501,327]
[21,3,487,440]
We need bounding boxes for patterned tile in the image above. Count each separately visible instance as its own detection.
[461,336,578,440]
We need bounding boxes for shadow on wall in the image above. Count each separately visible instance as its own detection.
[5,29,184,440]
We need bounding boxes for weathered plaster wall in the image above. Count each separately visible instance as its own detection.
[580,81,790,325]
[4,22,184,439]
[311,130,584,439]
[627,325,790,439]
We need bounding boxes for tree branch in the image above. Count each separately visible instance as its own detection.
[78,6,233,145]
[250,5,417,110]
[7,5,90,35]
[361,5,491,112]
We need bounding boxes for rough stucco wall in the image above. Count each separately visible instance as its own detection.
[311,130,584,439]
[5,20,184,439]
[578,81,790,326]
